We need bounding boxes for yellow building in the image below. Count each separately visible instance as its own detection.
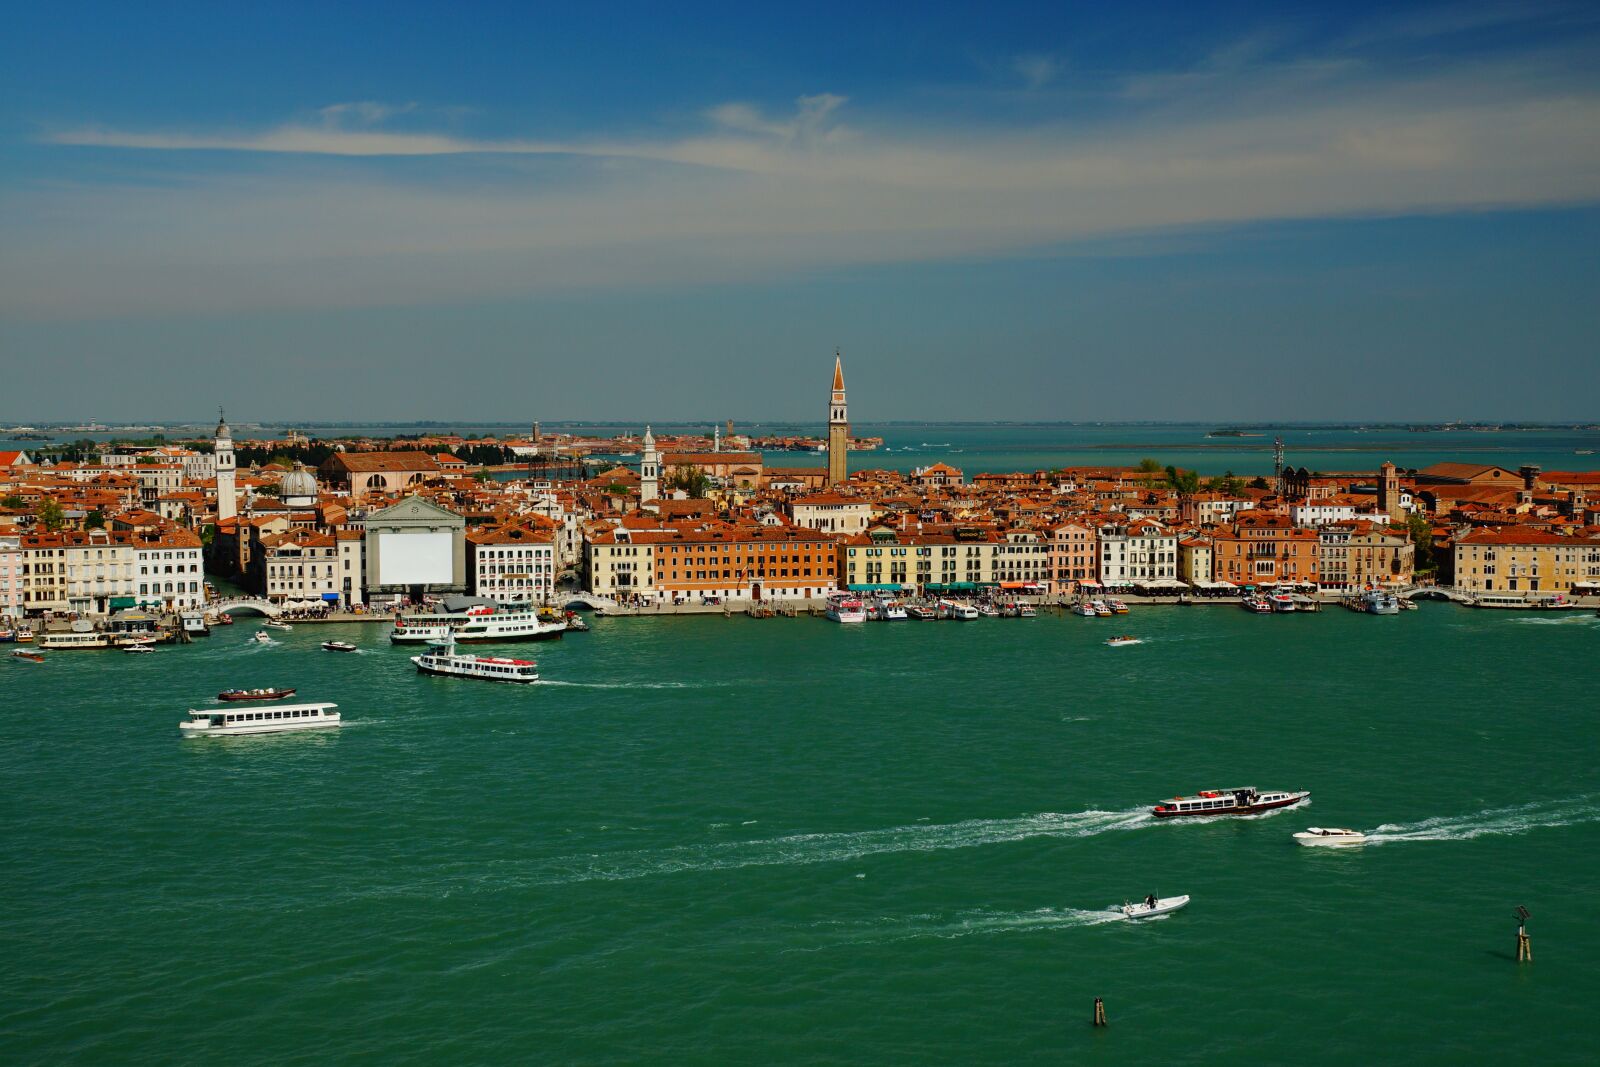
[1453,528,1600,594]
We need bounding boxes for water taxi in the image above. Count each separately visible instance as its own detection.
[1105,635,1142,647]
[389,602,567,643]
[1267,591,1297,612]
[1359,590,1401,615]
[1293,827,1366,847]
[1242,595,1274,614]
[123,643,154,655]
[218,687,298,702]
[1106,598,1129,614]
[250,630,272,644]
[1072,601,1098,617]
[411,635,539,683]
[881,601,909,621]
[322,640,358,653]
[1092,599,1113,616]
[264,621,294,632]
[906,604,936,620]
[1153,787,1309,819]
[180,702,342,737]
[1018,602,1037,617]
[825,595,867,623]
[948,601,980,620]
[12,649,45,662]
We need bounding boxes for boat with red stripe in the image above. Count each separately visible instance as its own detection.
[1153,786,1308,819]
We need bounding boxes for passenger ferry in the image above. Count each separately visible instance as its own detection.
[1152,786,1309,819]
[179,702,342,737]
[1359,589,1401,615]
[411,634,539,683]
[389,603,567,643]
[39,631,111,651]
[825,595,867,623]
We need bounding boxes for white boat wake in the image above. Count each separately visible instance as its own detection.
[1365,795,1600,844]
[513,807,1154,889]
[825,905,1131,945]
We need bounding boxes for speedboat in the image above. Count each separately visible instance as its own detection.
[250,631,272,644]
[1072,601,1097,617]
[1105,636,1142,647]
[12,649,45,662]
[1293,827,1366,847]
[1154,787,1309,819]
[264,621,294,632]
[1116,895,1190,920]
[123,644,154,655]
[321,640,358,653]
[218,687,297,702]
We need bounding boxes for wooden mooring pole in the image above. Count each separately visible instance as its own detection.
[1092,997,1107,1027]
[1516,905,1532,963]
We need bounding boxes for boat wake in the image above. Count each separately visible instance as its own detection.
[1366,795,1600,844]
[519,807,1154,888]
[822,905,1129,946]
[535,679,723,690]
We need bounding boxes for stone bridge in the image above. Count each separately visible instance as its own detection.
[1398,586,1473,604]
[561,592,621,613]
[205,597,282,618]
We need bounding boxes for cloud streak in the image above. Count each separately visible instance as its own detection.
[11,36,1600,319]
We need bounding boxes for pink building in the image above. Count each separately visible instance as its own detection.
[1048,521,1098,596]
[0,534,21,620]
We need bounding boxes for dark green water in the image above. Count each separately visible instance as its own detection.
[4,606,1597,1065]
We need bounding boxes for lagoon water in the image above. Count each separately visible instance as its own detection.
[4,605,1598,1064]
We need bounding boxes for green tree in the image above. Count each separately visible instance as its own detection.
[1248,475,1270,491]
[474,468,494,483]
[1136,457,1163,474]
[37,497,66,531]
[1405,511,1435,574]
[1,493,24,509]
[666,465,711,498]
[1164,465,1201,496]
[85,509,107,529]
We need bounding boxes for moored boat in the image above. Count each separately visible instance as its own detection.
[1092,599,1112,616]
[1072,601,1098,617]
[1017,602,1037,617]
[218,687,298,702]
[1268,591,1296,612]
[1360,589,1401,615]
[39,630,111,650]
[1106,598,1129,615]
[1293,827,1366,847]
[825,594,867,623]
[1153,787,1309,819]
[180,701,341,737]
[949,601,980,620]
[389,600,567,643]
[882,600,909,621]
[906,604,936,620]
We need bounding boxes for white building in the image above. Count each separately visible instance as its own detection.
[132,528,206,610]
[468,523,557,603]
[788,492,874,535]
[215,410,237,523]
[1098,519,1178,584]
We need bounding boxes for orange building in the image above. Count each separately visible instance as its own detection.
[1212,513,1320,586]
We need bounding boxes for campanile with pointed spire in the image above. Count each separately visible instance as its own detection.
[827,351,849,487]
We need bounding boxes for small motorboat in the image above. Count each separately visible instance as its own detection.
[265,621,294,632]
[1105,636,1142,647]
[1072,601,1097,617]
[250,630,272,644]
[218,613,234,625]
[12,649,45,662]
[1294,827,1366,847]
[906,605,936,620]
[1117,894,1190,920]
[322,640,358,653]
[1107,598,1129,615]
[218,687,298,702]
[563,611,590,632]
[123,644,154,655]
[1017,603,1037,617]
[1092,599,1113,616]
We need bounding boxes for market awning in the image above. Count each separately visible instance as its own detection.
[925,582,981,592]
[321,592,342,601]
[109,597,138,609]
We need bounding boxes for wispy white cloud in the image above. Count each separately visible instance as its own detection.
[1011,54,1060,90]
[11,34,1600,320]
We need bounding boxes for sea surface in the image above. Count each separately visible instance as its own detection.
[3,605,1597,1064]
[8,422,1599,478]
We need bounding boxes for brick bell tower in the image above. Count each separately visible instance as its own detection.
[827,350,849,487]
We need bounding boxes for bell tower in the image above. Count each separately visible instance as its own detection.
[640,425,659,503]
[215,407,236,522]
[827,351,849,487]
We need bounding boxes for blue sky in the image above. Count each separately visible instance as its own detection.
[2,1,1598,423]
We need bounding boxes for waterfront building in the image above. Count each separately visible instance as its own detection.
[1178,534,1213,587]
[336,530,365,608]
[362,496,468,610]
[992,529,1052,589]
[251,529,342,605]
[1213,514,1321,586]
[1453,527,1600,595]
[215,410,237,523]
[0,534,20,619]
[20,528,137,614]
[131,527,205,611]
[588,520,836,602]
[468,521,557,603]
[1098,519,1178,585]
[787,492,874,535]
[828,352,849,487]
[1048,521,1098,596]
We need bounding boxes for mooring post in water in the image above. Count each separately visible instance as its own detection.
[1516,905,1532,963]
[1092,997,1107,1027]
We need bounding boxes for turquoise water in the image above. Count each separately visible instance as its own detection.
[4,606,1598,1064]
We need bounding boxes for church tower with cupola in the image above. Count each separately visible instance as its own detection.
[827,351,849,487]
[215,407,237,522]
[640,425,660,503]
